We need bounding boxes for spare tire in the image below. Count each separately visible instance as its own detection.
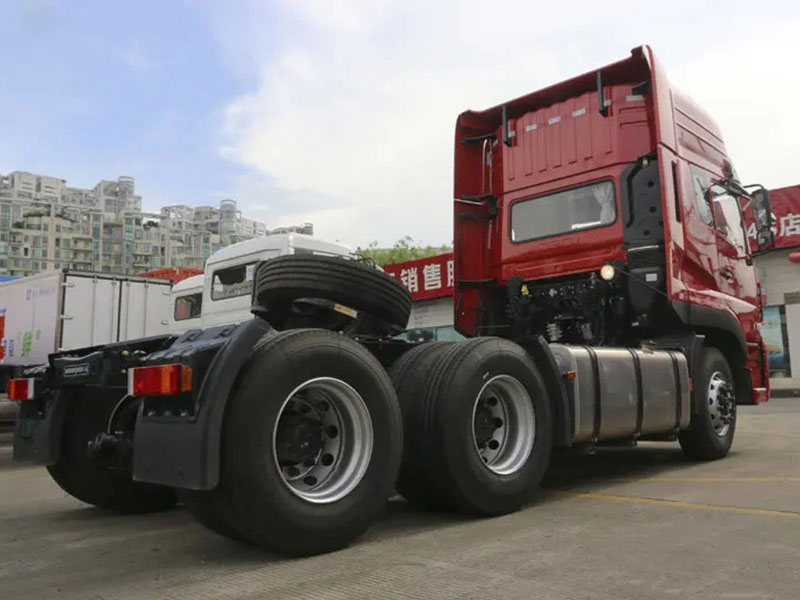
[254,255,411,335]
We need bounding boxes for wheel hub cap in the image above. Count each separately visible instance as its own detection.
[707,371,735,437]
[471,375,536,475]
[273,377,373,504]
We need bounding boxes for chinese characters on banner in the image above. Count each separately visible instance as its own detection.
[383,253,455,301]
[744,185,800,252]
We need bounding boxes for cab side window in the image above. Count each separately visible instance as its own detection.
[711,187,747,255]
[690,165,713,226]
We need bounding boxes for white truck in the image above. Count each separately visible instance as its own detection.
[2,235,354,424]
[0,271,172,424]
[167,233,354,334]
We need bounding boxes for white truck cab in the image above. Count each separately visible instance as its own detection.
[169,234,353,332]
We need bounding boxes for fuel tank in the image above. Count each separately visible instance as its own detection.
[549,344,691,443]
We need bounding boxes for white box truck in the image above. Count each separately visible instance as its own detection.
[0,270,171,368]
[0,271,171,423]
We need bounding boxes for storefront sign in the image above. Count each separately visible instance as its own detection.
[384,253,455,301]
[745,185,800,251]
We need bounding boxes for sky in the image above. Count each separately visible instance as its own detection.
[2,0,799,249]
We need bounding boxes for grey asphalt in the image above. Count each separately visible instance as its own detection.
[1,399,799,600]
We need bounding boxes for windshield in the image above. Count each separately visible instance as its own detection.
[510,180,616,242]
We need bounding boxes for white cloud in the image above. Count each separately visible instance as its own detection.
[215,1,800,247]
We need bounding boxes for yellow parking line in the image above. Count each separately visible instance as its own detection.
[557,490,800,520]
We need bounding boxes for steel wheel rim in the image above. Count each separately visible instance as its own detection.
[272,377,373,504]
[471,374,536,475]
[707,371,735,437]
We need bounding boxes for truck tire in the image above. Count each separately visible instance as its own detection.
[253,255,411,335]
[389,341,454,507]
[679,346,737,460]
[47,389,177,513]
[180,489,249,543]
[403,338,553,516]
[215,329,403,556]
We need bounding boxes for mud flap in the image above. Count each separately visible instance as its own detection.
[13,391,68,465]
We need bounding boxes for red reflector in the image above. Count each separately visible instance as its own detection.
[128,364,192,397]
[7,378,34,401]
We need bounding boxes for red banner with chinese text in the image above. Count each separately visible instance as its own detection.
[383,253,454,301]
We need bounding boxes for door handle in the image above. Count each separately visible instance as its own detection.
[720,268,734,280]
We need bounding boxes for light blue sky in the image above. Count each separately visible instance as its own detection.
[3,1,799,247]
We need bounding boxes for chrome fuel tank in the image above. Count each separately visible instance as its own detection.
[549,345,691,444]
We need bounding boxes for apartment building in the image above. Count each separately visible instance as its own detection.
[0,170,312,276]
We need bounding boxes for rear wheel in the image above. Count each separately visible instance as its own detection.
[208,329,402,556]
[679,346,737,460]
[47,389,177,513]
[401,338,553,516]
[389,341,454,507]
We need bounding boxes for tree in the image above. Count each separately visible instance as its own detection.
[356,236,451,266]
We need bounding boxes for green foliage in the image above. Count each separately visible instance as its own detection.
[356,236,452,266]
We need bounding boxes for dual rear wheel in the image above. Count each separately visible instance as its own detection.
[184,328,403,556]
[187,334,554,555]
[390,337,553,516]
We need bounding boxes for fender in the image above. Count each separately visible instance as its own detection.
[670,300,753,404]
[132,318,273,489]
[670,300,747,360]
[521,336,572,447]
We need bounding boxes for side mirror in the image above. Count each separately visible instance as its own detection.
[751,188,775,251]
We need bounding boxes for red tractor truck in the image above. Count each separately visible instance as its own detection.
[9,46,775,557]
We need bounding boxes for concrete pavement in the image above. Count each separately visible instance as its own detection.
[1,400,798,599]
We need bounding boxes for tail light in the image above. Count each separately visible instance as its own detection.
[7,378,35,401]
[128,364,193,397]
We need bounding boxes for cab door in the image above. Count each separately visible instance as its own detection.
[710,186,757,306]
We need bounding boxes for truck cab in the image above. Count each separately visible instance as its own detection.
[453,45,772,404]
[200,233,354,328]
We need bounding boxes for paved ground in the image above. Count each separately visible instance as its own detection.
[1,399,799,600]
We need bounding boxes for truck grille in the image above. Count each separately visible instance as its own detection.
[626,245,665,269]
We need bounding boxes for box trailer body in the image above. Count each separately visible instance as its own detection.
[0,270,171,368]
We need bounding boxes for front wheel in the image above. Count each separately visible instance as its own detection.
[679,346,737,460]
